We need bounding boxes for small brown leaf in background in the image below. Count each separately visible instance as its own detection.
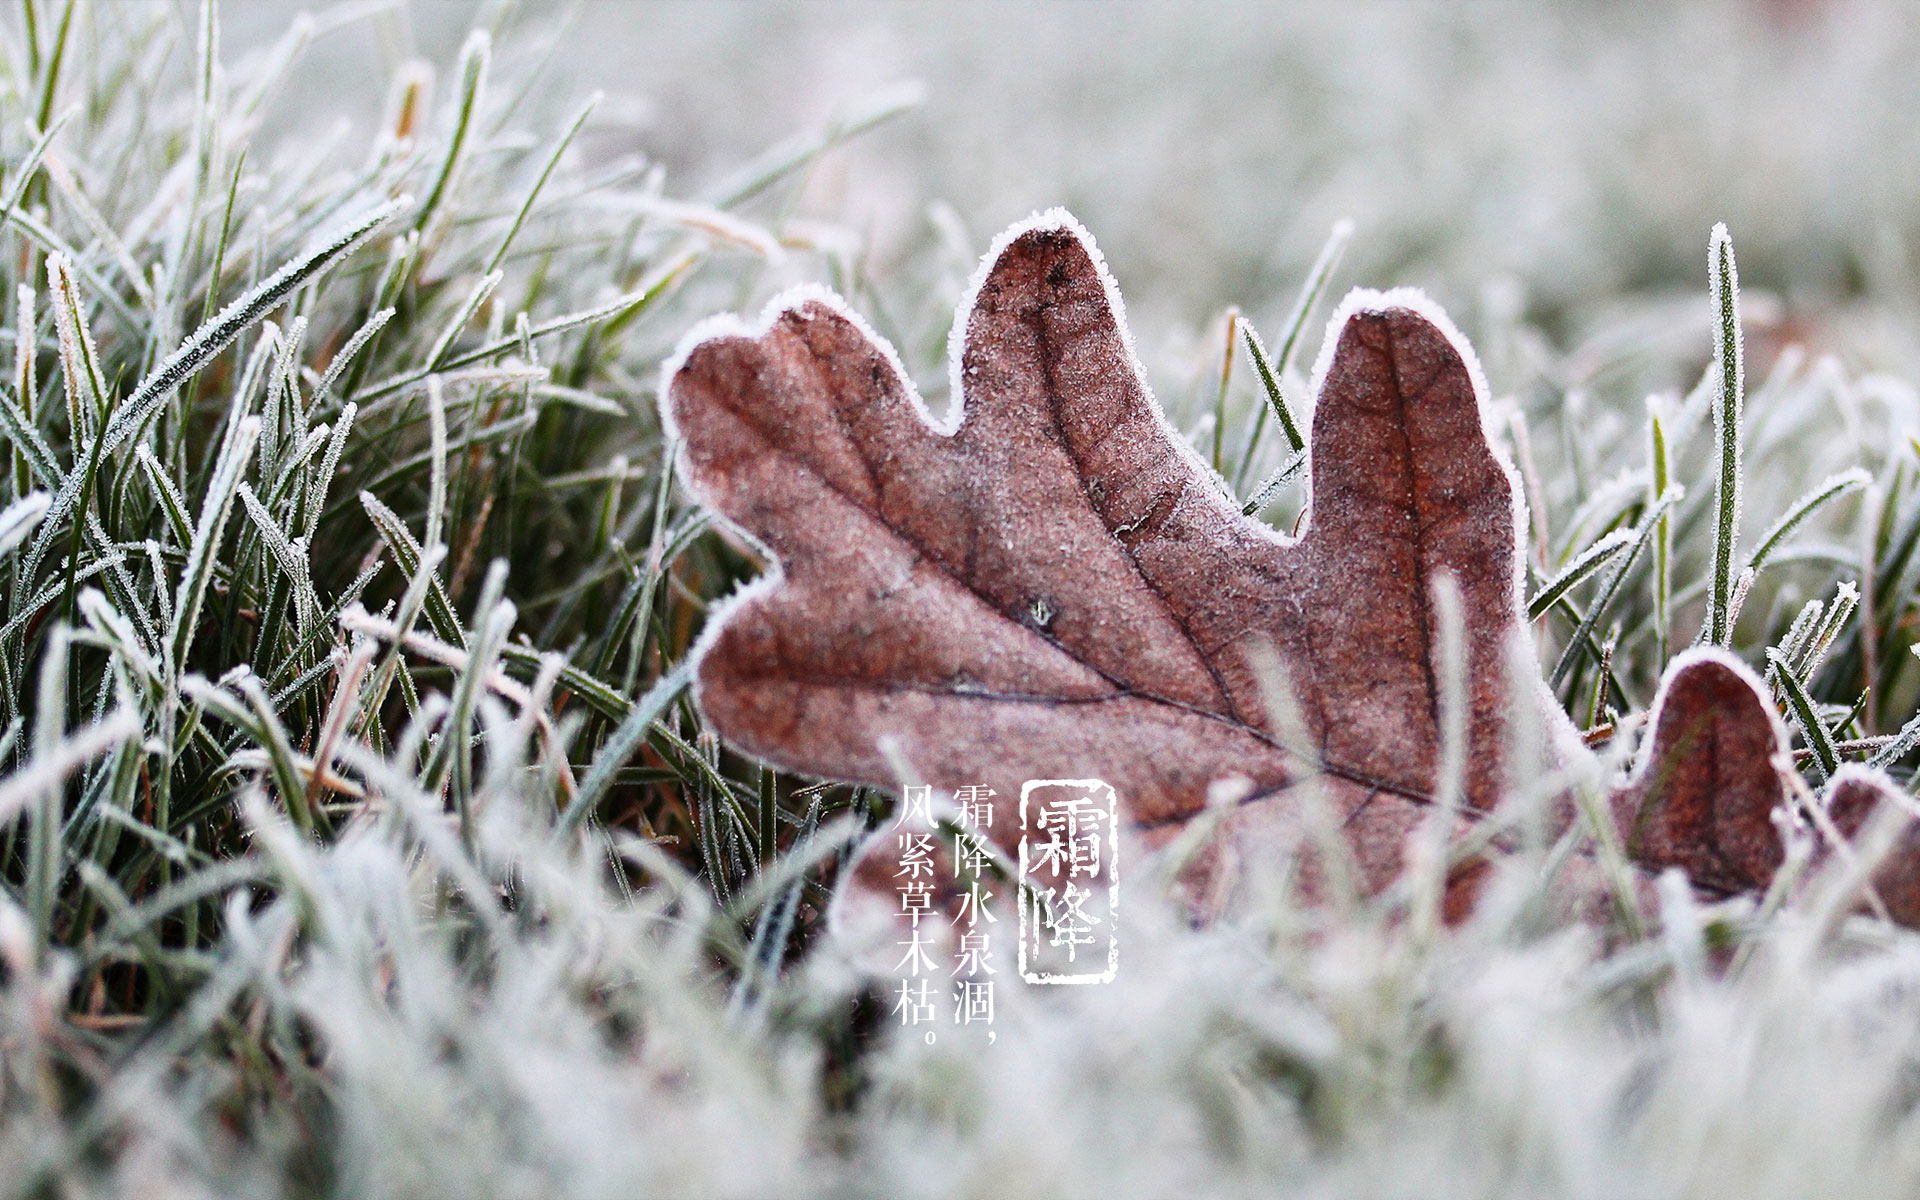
[1609,656,1920,928]
[664,211,1574,914]
[1610,651,1788,897]
[1820,765,1920,925]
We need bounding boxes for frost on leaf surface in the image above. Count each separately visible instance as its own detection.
[662,210,1578,914]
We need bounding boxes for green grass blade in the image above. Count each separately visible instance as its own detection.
[1703,223,1745,646]
[1231,219,1351,489]
[1743,468,1869,576]
[1649,408,1672,665]
[1769,648,1838,783]
[1551,486,1682,687]
[169,416,260,675]
[560,659,692,834]
[1528,527,1635,620]
[482,91,599,278]
[414,30,490,241]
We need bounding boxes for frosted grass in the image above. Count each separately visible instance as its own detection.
[0,3,1917,1197]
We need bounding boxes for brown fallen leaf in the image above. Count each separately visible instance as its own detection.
[1609,655,1920,929]
[1609,650,1789,897]
[663,210,1580,915]
[1819,765,1920,925]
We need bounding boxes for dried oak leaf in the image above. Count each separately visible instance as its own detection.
[662,210,1578,912]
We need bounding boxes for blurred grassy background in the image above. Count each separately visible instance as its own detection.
[229,1,1920,362]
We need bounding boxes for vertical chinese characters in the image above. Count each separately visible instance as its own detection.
[1018,780,1120,984]
[885,784,1002,1037]
[949,786,998,1030]
[889,786,943,1033]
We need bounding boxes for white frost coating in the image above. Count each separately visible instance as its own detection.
[0,491,50,558]
[1616,646,1790,791]
[1533,526,1638,611]
[1561,468,1653,550]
